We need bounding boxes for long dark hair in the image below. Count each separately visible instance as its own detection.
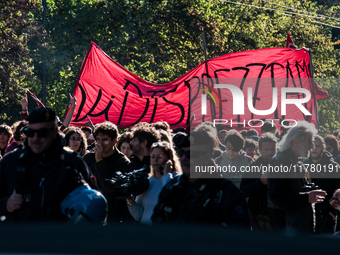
[63,127,88,155]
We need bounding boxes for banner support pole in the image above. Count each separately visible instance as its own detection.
[202,32,208,61]
[309,49,319,132]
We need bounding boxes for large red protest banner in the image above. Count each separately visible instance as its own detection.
[67,42,327,129]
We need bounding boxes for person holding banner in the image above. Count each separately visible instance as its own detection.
[20,92,77,133]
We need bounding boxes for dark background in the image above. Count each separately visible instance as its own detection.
[0,223,337,254]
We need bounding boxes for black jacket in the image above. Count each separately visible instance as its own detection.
[0,134,89,223]
[303,151,340,233]
[268,149,312,233]
[128,155,151,172]
[240,156,268,216]
[83,147,131,222]
[152,174,250,229]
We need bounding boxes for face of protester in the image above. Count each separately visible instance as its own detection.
[68,133,81,152]
[190,144,212,172]
[297,134,314,158]
[151,148,168,174]
[82,130,91,139]
[226,142,240,160]
[310,139,323,162]
[179,147,190,176]
[218,133,226,144]
[245,147,256,158]
[95,133,115,153]
[120,142,132,159]
[325,144,334,154]
[259,142,277,163]
[130,137,143,155]
[0,132,9,147]
[27,121,58,154]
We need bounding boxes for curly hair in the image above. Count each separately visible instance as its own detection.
[151,121,171,134]
[11,120,28,142]
[0,124,13,139]
[244,138,257,149]
[131,124,161,150]
[116,132,133,151]
[93,121,119,140]
[324,135,339,155]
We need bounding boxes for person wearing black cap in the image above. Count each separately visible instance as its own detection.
[0,107,91,223]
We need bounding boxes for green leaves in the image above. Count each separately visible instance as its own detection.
[2,0,340,132]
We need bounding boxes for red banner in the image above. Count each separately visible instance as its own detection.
[286,33,297,49]
[27,89,45,108]
[67,42,327,130]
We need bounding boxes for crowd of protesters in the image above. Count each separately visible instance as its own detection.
[1,97,340,236]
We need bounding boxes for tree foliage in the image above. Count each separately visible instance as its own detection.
[1,0,340,135]
[0,0,44,123]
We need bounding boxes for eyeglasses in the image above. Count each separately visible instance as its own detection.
[177,148,190,159]
[23,127,54,138]
[152,142,171,148]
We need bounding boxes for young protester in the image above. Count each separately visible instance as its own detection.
[243,138,257,159]
[126,142,181,225]
[83,121,130,223]
[303,135,340,234]
[0,124,12,157]
[116,132,133,159]
[240,133,277,230]
[5,120,28,154]
[324,135,340,163]
[129,123,161,170]
[63,127,88,156]
[152,131,250,229]
[215,130,253,189]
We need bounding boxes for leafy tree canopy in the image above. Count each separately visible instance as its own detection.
[2,0,340,135]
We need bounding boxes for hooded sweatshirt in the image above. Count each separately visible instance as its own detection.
[216,150,252,189]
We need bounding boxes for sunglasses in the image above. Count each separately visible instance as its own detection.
[152,142,171,148]
[177,149,190,159]
[23,127,54,138]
